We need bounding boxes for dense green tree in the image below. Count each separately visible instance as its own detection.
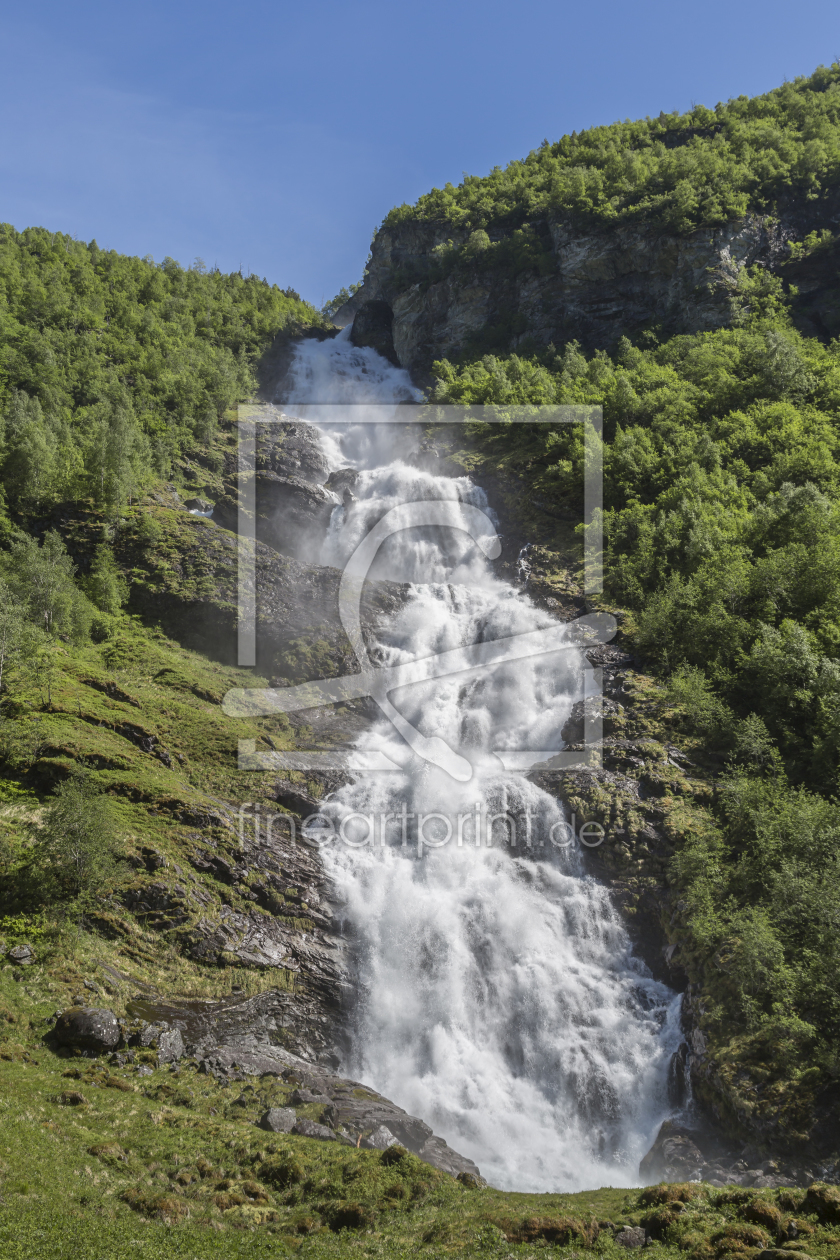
[5,530,94,641]
[83,542,128,616]
[386,63,840,244]
[31,770,120,903]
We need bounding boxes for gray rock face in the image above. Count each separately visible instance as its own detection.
[258,1107,296,1133]
[333,190,840,378]
[7,944,34,966]
[54,1007,121,1053]
[290,1088,332,1105]
[211,416,338,563]
[349,300,399,365]
[292,1117,338,1141]
[212,471,338,564]
[188,1038,481,1180]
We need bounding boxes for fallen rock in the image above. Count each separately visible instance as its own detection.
[292,1117,338,1141]
[258,1107,296,1133]
[290,1088,331,1106]
[616,1227,647,1249]
[54,1007,121,1053]
[7,944,34,966]
[361,1124,398,1150]
[757,1252,816,1260]
[156,1028,185,1064]
[639,1120,704,1183]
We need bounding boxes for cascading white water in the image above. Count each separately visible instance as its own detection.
[281,328,681,1192]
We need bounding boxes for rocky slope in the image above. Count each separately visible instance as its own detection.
[334,191,840,379]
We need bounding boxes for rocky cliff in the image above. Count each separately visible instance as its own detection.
[335,192,840,380]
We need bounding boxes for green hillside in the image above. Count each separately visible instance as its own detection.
[387,63,840,236]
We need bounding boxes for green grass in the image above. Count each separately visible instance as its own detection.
[1,964,840,1258]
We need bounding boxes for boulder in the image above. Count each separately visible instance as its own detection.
[54,1007,121,1053]
[639,1120,704,1183]
[7,943,34,966]
[615,1227,647,1249]
[157,1028,185,1064]
[801,1182,840,1224]
[184,497,213,512]
[292,1117,337,1141]
[361,1124,399,1150]
[258,1107,296,1133]
[290,1088,332,1106]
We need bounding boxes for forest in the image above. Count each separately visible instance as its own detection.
[0,225,320,515]
[429,277,840,1098]
[386,63,840,237]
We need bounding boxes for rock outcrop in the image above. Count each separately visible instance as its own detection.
[334,192,840,378]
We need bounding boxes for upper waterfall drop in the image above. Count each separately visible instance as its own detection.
[278,329,682,1193]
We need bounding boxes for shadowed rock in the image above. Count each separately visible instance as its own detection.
[54,1007,121,1053]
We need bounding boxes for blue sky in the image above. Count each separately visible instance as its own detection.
[1,0,838,306]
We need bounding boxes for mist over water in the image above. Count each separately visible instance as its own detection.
[281,330,681,1192]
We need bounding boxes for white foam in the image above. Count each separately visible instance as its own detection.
[282,332,680,1192]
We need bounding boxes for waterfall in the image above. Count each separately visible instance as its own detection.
[280,328,681,1192]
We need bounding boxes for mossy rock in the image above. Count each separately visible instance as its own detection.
[710,1221,771,1254]
[258,1154,304,1189]
[324,1200,376,1231]
[640,1182,704,1207]
[492,1213,596,1245]
[800,1182,840,1224]
[739,1199,784,1232]
[121,1188,190,1220]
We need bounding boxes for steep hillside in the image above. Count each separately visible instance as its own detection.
[336,65,840,376]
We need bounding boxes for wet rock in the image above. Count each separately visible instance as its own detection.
[255,417,332,485]
[615,1227,647,1249]
[292,1117,338,1141]
[349,300,399,366]
[54,1007,121,1053]
[258,1107,296,1133]
[7,944,34,966]
[639,1120,704,1183]
[184,497,213,512]
[251,470,338,563]
[561,696,624,744]
[325,468,359,496]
